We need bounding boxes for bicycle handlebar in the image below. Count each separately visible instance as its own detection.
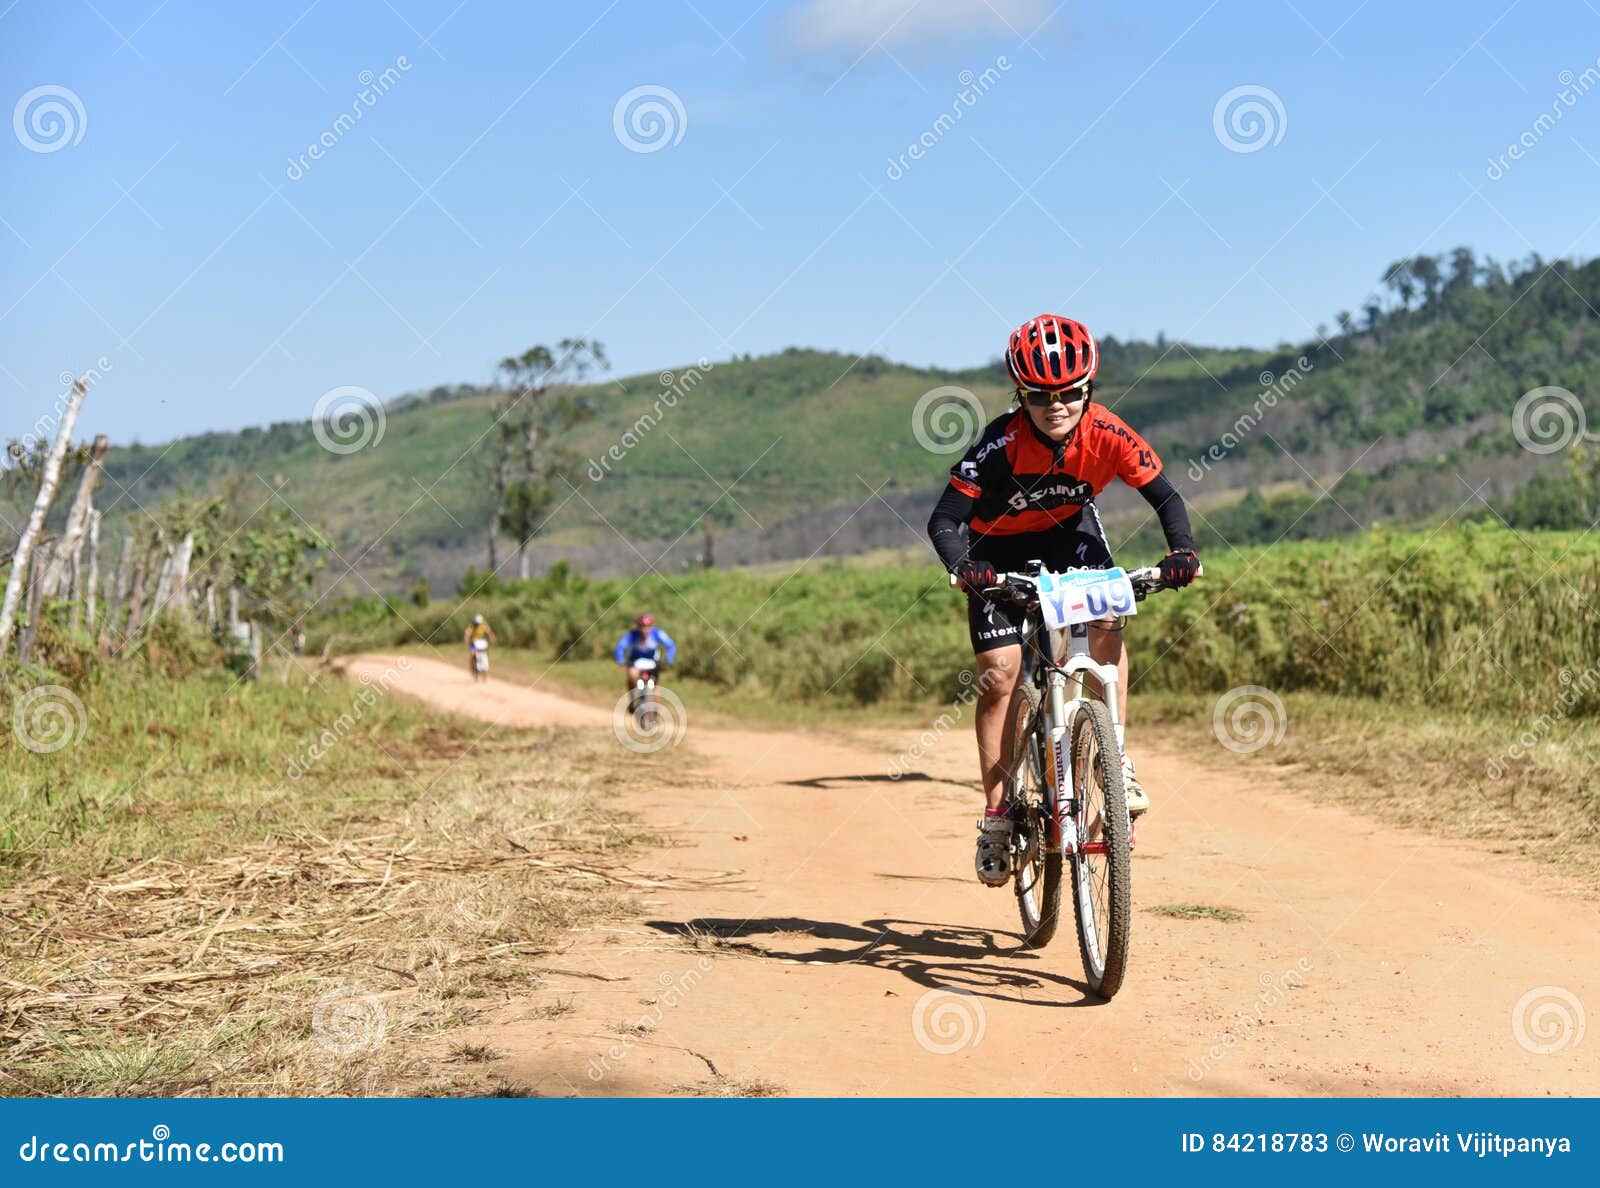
[946,561,1202,600]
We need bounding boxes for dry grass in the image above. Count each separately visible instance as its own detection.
[671,1075,786,1098]
[1147,903,1246,922]
[0,661,687,1097]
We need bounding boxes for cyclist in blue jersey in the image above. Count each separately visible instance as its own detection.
[614,613,677,706]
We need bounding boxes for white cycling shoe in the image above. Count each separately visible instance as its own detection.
[1122,753,1150,818]
[975,815,1014,887]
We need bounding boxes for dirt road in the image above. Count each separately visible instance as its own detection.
[351,655,1599,1097]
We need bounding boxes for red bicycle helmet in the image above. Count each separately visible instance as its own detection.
[1005,314,1098,393]
[636,613,655,627]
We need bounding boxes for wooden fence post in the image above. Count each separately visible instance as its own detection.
[0,379,87,651]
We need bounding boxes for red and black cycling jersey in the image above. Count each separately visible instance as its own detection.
[948,406,1163,536]
[927,403,1195,576]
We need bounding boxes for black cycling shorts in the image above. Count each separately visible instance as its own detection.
[965,506,1115,655]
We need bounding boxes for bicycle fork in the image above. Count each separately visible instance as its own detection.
[1041,625,1125,857]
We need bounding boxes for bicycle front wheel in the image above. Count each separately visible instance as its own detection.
[1005,682,1062,948]
[1068,698,1132,999]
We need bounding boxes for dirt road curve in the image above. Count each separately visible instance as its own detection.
[350,655,1599,1097]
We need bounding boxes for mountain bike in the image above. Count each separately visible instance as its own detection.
[631,656,661,730]
[962,561,1197,999]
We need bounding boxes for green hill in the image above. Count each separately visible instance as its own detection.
[90,249,1599,592]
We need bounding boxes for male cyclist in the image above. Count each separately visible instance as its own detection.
[614,613,677,706]
[926,314,1199,888]
[464,613,495,678]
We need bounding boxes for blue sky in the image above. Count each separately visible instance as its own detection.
[4,0,1600,444]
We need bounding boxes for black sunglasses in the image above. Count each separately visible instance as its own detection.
[1021,387,1088,408]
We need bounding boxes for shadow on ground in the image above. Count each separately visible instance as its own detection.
[647,916,1101,1006]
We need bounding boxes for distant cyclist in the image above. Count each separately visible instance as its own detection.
[926,314,1199,887]
[464,613,496,679]
[614,613,676,706]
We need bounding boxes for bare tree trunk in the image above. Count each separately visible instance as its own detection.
[42,434,108,596]
[85,510,101,631]
[121,534,160,646]
[0,379,87,651]
[518,540,530,580]
[488,446,508,573]
[112,533,133,608]
[17,540,54,663]
[150,532,194,620]
[68,549,83,631]
[703,517,715,569]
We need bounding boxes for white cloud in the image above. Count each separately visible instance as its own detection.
[775,0,1052,57]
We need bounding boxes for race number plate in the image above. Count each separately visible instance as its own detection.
[1036,567,1137,630]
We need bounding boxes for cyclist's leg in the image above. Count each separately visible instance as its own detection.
[974,645,1021,811]
[967,590,1026,812]
[1087,621,1128,726]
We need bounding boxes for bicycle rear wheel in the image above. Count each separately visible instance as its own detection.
[1004,682,1062,948]
[1068,698,1132,999]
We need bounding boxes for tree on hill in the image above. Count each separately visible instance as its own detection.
[488,339,607,579]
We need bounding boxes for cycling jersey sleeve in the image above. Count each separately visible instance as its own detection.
[1098,410,1163,489]
[653,628,677,664]
[613,632,631,665]
[1137,472,1196,552]
[927,480,978,571]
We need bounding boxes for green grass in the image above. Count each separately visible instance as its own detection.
[318,524,1600,721]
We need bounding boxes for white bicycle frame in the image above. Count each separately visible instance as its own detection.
[1033,619,1119,856]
